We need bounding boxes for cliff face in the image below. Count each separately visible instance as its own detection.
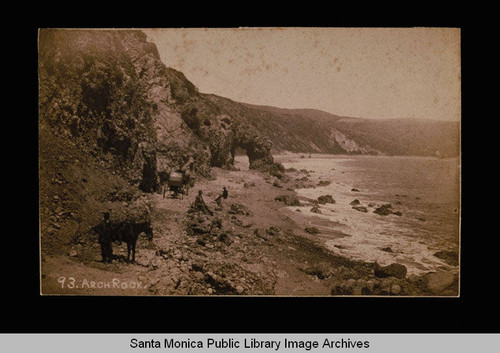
[39,29,278,184]
[38,29,282,248]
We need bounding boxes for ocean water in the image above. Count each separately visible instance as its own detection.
[275,154,461,275]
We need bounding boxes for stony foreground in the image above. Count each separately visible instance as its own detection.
[41,164,458,296]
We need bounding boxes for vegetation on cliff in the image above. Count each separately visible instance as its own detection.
[38,29,281,254]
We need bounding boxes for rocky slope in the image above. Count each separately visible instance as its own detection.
[206,97,460,157]
[38,29,281,252]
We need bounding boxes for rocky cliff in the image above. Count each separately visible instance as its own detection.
[38,29,279,185]
[38,29,282,249]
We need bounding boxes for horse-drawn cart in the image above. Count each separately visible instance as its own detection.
[163,169,190,199]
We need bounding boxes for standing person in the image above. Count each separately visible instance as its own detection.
[215,186,228,206]
[98,211,114,263]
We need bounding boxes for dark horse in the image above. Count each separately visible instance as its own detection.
[93,220,153,263]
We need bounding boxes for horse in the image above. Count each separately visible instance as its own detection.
[93,220,153,263]
[116,221,153,263]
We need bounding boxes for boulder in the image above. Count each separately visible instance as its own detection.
[433,250,459,266]
[275,194,301,206]
[423,271,458,295]
[317,195,335,204]
[352,206,368,212]
[266,226,282,237]
[305,227,320,235]
[374,204,393,216]
[350,199,360,205]
[301,263,332,280]
[374,263,407,279]
[390,284,402,295]
[228,203,253,216]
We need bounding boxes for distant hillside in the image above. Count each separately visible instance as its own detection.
[205,95,460,157]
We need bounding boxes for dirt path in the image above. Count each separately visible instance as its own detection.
[41,159,341,296]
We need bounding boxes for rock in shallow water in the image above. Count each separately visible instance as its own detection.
[374,263,407,279]
[433,250,459,266]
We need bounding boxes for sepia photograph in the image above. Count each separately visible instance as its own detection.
[38,27,461,297]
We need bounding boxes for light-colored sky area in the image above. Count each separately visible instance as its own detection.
[143,27,461,121]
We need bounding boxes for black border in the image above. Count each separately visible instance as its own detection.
[11,9,497,335]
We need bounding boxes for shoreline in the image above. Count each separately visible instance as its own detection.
[40,156,459,297]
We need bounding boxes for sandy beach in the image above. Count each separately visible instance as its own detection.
[41,155,458,297]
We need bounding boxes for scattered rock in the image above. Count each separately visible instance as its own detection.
[275,194,301,206]
[381,247,393,253]
[352,206,368,212]
[351,188,360,192]
[433,250,459,266]
[317,195,335,204]
[305,227,320,235]
[317,180,331,187]
[272,180,283,188]
[310,205,322,214]
[228,203,253,216]
[422,271,458,295]
[300,263,331,279]
[374,263,407,279]
[374,204,393,216]
[390,284,402,295]
[266,226,282,237]
[331,278,382,296]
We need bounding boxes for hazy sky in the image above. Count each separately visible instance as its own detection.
[143,27,461,121]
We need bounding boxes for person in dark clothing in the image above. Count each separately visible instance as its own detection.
[98,212,114,263]
[191,190,213,215]
[215,186,228,206]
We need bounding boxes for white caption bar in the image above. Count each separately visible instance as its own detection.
[1,334,499,353]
